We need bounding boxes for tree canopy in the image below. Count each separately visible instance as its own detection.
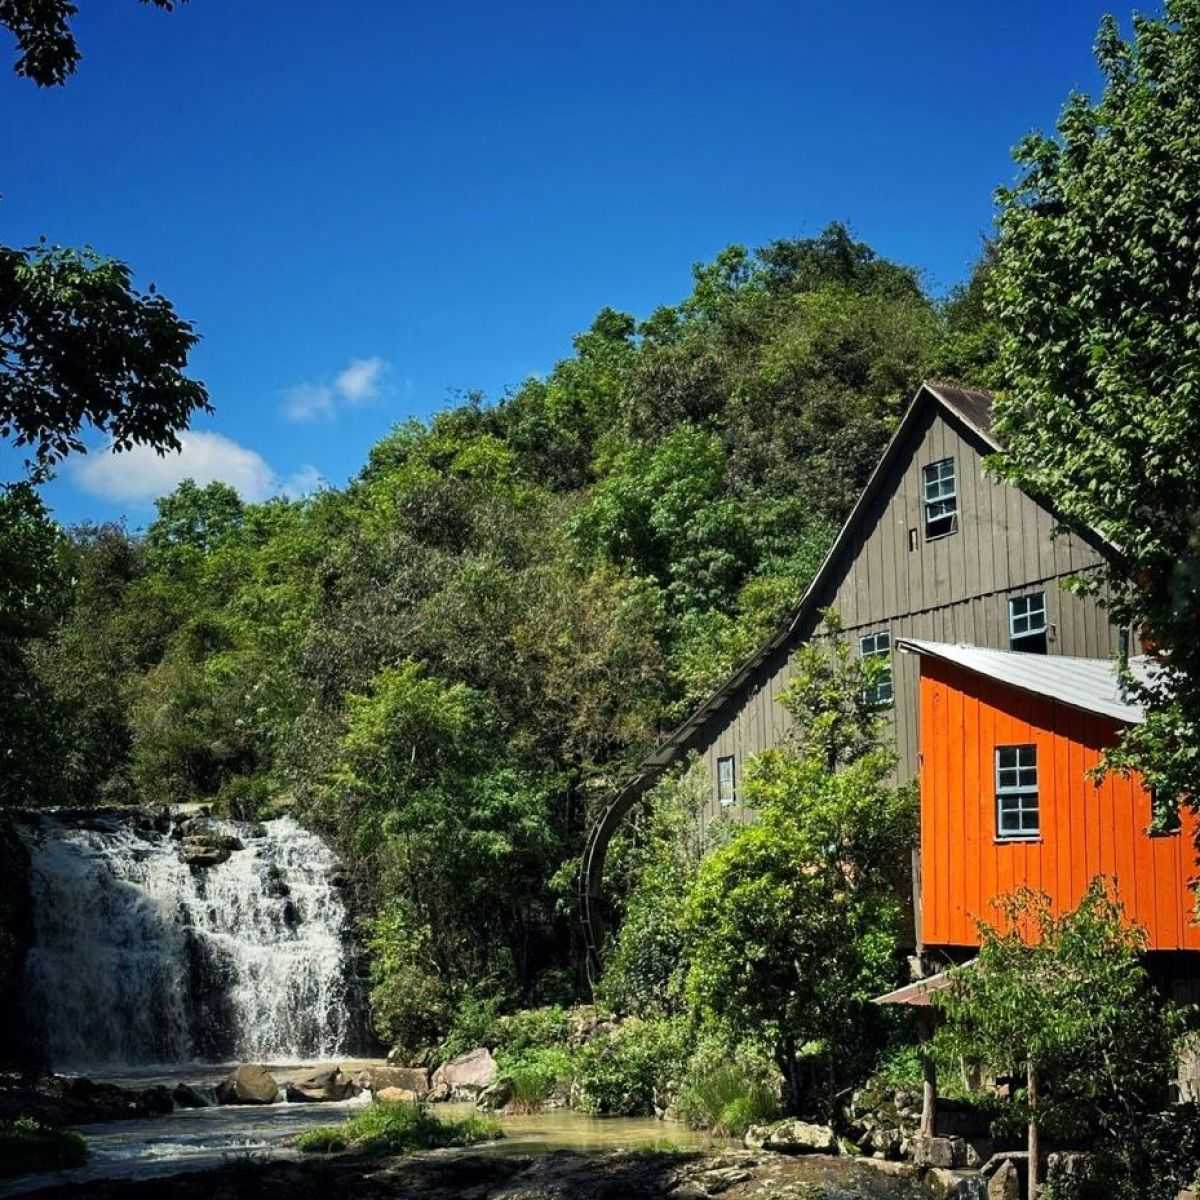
[988,0,1200,811]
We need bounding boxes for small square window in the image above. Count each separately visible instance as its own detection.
[923,458,958,539]
[859,631,893,706]
[996,744,1039,839]
[1009,593,1048,653]
[717,756,736,807]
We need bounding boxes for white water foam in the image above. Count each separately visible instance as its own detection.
[21,814,354,1071]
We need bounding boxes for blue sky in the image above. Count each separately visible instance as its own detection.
[2,0,1122,526]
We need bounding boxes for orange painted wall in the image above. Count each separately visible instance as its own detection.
[919,655,1200,950]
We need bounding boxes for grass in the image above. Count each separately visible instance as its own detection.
[675,1061,780,1137]
[498,1046,576,1114]
[0,1117,88,1178]
[295,1101,503,1157]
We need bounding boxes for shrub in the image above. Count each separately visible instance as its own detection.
[674,1040,781,1136]
[493,1005,570,1054]
[438,995,502,1063]
[574,1017,690,1116]
[0,1117,87,1178]
[497,1045,576,1113]
[296,1101,501,1156]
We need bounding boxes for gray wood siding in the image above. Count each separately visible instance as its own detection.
[688,405,1124,834]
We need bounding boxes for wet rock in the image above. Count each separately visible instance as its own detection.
[172,1082,210,1109]
[744,1118,837,1155]
[352,1065,430,1098]
[475,1077,514,1110]
[924,1166,982,1198]
[430,1047,497,1101]
[0,1073,177,1125]
[284,1068,356,1102]
[913,1136,966,1169]
[139,1085,175,1115]
[215,1064,279,1105]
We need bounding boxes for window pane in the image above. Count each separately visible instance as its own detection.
[998,748,1017,769]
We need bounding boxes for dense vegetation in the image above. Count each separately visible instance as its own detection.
[294,1101,501,1157]
[1,226,985,1035]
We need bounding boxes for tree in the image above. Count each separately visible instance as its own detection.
[0,0,185,87]
[987,2,1200,811]
[1,244,209,469]
[935,881,1200,1200]
[683,623,916,1111]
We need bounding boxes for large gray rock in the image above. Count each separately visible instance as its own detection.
[914,1135,966,1169]
[284,1068,356,1102]
[925,1167,984,1199]
[172,1082,210,1109]
[988,1159,1021,1200]
[215,1064,279,1105]
[430,1047,497,1101]
[744,1119,837,1155]
[353,1065,431,1098]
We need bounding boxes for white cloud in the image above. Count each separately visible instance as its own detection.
[283,356,390,422]
[335,356,387,404]
[282,464,325,499]
[73,432,284,504]
[282,383,335,423]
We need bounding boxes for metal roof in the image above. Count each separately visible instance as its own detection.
[873,966,965,1007]
[895,638,1149,725]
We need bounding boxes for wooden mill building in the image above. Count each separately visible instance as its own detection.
[581,381,1136,963]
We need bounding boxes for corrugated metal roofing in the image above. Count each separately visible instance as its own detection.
[895,638,1148,725]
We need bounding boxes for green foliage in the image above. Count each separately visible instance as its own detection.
[574,1017,691,1116]
[986,2,1200,814]
[0,243,208,467]
[497,1046,576,1112]
[598,765,715,1018]
[674,1038,781,1136]
[683,622,916,1110]
[295,1101,501,1156]
[0,1117,87,1178]
[936,880,1200,1199]
[0,0,185,87]
[492,1005,572,1055]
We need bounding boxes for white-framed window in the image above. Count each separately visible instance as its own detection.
[996,745,1039,839]
[859,631,893,706]
[1009,592,1048,653]
[923,457,958,539]
[717,755,736,807]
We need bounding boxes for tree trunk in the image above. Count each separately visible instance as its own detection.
[918,1011,937,1138]
[1027,1060,1040,1200]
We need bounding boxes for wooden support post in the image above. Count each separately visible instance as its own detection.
[918,1009,938,1139]
[1027,1060,1040,1200]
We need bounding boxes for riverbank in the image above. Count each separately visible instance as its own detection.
[11,1145,929,1200]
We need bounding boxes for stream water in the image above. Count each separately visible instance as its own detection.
[0,1066,726,1197]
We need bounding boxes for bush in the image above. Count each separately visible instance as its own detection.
[574,1017,690,1116]
[493,1005,571,1054]
[437,995,502,1063]
[675,1040,781,1136]
[0,1118,87,1178]
[296,1101,501,1156]
[497,1045,576,1113]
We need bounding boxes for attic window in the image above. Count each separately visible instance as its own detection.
[996,745,1039,839]
[717,756,736,807]
[1009,592,1048,654]
[923,458,958,539]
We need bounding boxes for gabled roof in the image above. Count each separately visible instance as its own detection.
[896,638,1148,725]
[623,382,1003,779]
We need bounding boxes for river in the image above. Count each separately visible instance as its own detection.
[0,1065,729,1197]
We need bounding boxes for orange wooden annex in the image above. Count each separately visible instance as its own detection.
[907,642,1200,951]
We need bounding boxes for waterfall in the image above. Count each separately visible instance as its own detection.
[20,811,356,1072]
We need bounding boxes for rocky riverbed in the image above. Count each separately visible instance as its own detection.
[14,1146,932,1200]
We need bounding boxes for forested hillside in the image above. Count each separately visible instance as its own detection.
[2,223,993,1027]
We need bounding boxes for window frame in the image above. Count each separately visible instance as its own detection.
[923,457,958,540]
[1008,592,1048,652]
[717,755,737,808]
[858,630,893,706]
[995,744,1040,840]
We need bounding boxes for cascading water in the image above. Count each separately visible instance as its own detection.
[19,811,356,1072]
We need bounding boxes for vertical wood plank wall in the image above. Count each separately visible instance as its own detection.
[918,655,1200,951]
[689,399,1124,835]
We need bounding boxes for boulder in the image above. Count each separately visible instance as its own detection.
[430,1047,497,1101]
[475,1078,514,1111]
[988,1159,1021,1200]
[914,1136,966,1169]
[172,1083,210,1109]
[376,1086,421,1103]
[139,1084,175,1115]
[744,1119,837,1155]
[352,1065,430,1098]
[284,1068,356,1102]
[925,1167,983,1199]
[215,1064,279,1105]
